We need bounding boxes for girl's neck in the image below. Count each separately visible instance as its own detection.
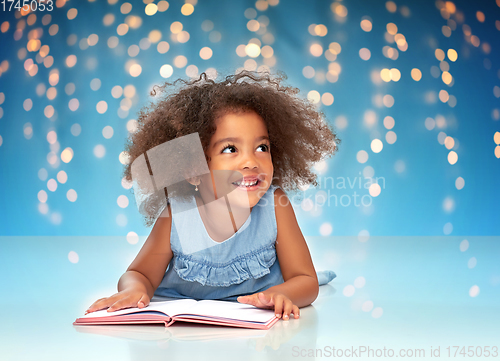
[194,194,252,242]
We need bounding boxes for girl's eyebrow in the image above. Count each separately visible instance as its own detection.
[213,135,269,147]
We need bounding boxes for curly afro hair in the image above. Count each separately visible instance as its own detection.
[124,70,340,227]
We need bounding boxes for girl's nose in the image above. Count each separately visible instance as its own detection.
[240,152,259,170]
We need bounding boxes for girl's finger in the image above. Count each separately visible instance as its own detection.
[282,299,293,321]
[237,295,257,306]
[137,294,150,308]
[236,295,249,304]
[273,295,284,318]
[292,305,300,319]
[87,297,114,313]
[92,297,107,305]
[257,292,274,307]
[107,297,134,312]
[87,298,106,311]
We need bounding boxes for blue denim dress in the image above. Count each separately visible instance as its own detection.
[154,185,335,301]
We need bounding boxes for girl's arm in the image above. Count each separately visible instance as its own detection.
[237,189,319,318]
[86,204,173,313]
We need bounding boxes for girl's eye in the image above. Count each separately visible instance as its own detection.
[257,144,269,152]
[221,143,269,154]
[221,144,236,154]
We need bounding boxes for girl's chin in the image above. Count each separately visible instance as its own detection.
[230,185,270,208]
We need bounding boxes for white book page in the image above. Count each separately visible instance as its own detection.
[79,299,198,319]
[176,300,275,323]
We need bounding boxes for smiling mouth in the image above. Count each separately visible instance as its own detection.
[232,178,261,188]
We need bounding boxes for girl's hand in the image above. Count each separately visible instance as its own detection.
[237,292,300,320]
[85,289,150,314]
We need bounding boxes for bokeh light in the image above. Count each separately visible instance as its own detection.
[199,47,213,60]
[319,222,333,236]
[469,285,480,297]
[359,48,371,60]
[145,3,158,16]
[160,64,173,78]
[127,231,139,244]
[55,172,67,186]
[68,251,79,263]
[343,285,355,297]
[372,307,383,319]
[371,139,383,153]
[360,18,372,32]
[94,144,106,158]
[357,150,368,163]
[67,189,78,202]
[174,55,188,68]
[61,148,74,163]
[448,151,458,165]
[386,131,397,144]
[369,183,381,197]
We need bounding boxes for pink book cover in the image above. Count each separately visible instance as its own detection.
[74,299,279,330]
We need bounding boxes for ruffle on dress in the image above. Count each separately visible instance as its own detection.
[172,245,277,287]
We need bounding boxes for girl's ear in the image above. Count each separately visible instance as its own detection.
[186,177,201,186]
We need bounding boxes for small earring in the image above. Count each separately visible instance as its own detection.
[195,184,198,191]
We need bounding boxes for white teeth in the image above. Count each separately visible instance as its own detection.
[234,179,258,187]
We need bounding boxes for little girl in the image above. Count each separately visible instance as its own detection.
[86,71,339,321]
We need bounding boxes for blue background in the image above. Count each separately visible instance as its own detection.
[0,0,499,237]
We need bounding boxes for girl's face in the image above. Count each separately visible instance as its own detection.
[201,111,274,208]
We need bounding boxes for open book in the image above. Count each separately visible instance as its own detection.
[74,323,271,342]
[74,299,279,330]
